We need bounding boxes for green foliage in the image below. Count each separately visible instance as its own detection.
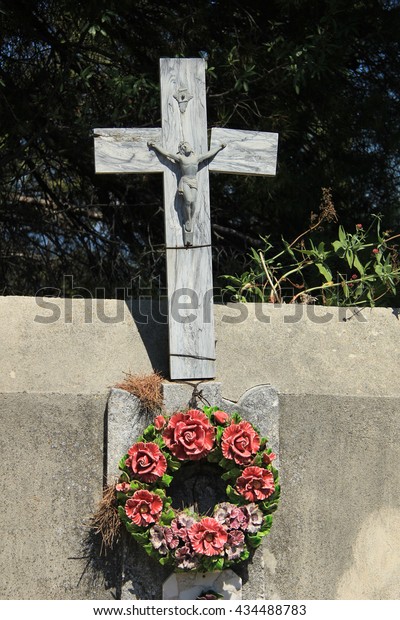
[225,484,244,505]
[0,1,399,295]
[222,211,400,307]
[221,467,242,482]
[165,453,181,472]
[160,473,173,488]
[118,454,129,472]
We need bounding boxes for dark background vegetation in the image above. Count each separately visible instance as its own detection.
[0,0,399,297]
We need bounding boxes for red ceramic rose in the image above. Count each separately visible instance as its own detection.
[162,409,215,460]
[262,452,276,466]
[126,441,167,483]
[154,415,167,430]
[125,489,163,527]
[188,517,228,556]
[115,482,131,493]
[213,410,230,425]
[221,420,260,465]
[236,466,275,502]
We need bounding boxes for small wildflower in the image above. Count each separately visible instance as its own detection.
[372,248,379,255]
[351,274,358,280]
[356,224,363,229]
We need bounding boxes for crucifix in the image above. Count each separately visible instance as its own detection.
[94,58,278,381]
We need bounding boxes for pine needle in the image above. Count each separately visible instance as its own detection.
[91,484,121,552]
[115,371,163,411]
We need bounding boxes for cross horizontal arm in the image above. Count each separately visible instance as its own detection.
[94,127,163,174]
[209,127,278,176]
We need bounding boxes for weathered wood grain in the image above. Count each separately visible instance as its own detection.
[159,58,211,248]
[209,128,279,176]
[94,128,163,173]
[160,58,216,379]
[167,245,215,379]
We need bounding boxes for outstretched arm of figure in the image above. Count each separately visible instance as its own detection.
[147,141,180,163]
[197,143,226,164]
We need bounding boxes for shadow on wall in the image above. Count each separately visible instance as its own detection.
[127,300,169,377]
[336,507,400,599]
[80,528,171,600]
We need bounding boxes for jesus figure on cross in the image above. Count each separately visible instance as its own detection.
[148,139,226,245]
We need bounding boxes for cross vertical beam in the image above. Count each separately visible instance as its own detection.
[159,58,215,379]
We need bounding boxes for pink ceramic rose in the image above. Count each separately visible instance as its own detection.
[236,466,275,502]
[162,410,215,460]
[262,451,276,466]
[125,489,163,527]
[115,482,131,493]
[125,441,167,483]
[188,517,228,556]
[154,415,167,430]
[221,421,260,465]
[213,410,230,425]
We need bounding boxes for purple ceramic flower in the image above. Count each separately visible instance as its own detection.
[149,525,169,555]
[225,529,245,561]
[241,503,264,533]
[174,544,199,570]
[171,513,196,541]
[214,502,248,530]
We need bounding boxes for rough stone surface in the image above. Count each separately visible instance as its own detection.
[3,299,400,401]
[215,303,400,401]
[0,392,114,600]
[162,381,222,413]
[121,539,170,600]
[107,388,154,483]
[265,394,400,600]
[0,297,166,394]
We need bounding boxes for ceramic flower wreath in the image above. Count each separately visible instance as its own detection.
[115,407,280,572]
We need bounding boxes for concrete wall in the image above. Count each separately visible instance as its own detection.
[1,297,399,599]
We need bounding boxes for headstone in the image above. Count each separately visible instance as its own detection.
[106,382,279,600]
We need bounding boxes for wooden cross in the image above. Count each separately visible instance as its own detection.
[94,58,278,380]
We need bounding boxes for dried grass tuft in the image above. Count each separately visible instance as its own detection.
[91,484,121,552]
[115,371,163,411]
